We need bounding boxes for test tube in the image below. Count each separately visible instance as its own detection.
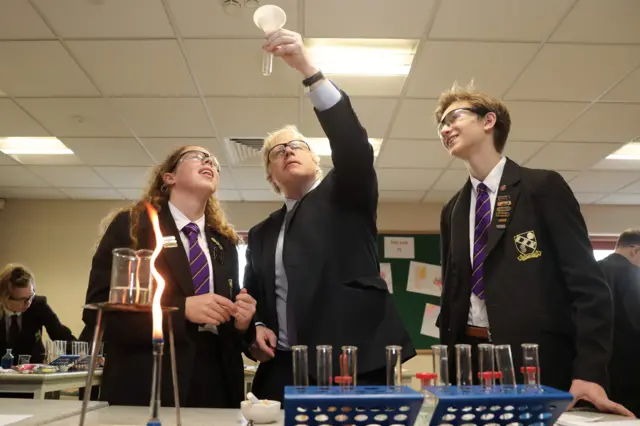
[495,344,517,390]
[316,345,333,388]
[431,345,450,386]
[340,346,358,388]
[292,345,309,388]
[477,343,495,389]
[521,343,541,389]
[262,51,273,76]
[455,344,473,388]
[385,345,403,387]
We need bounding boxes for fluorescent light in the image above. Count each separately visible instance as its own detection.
[0,137,74,155]
[306,39,417,76]
[306,138,382,157]
[606,141,640,160]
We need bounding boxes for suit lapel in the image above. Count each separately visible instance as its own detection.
[262,207,286,300]
[156,205,194,297]
[484,158,521,260]
[451,180,473,292]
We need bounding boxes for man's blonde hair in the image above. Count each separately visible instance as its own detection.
[435,81,511,153]
[261,125,323,194]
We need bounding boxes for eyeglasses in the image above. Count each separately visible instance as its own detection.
[173,150,220,173]
[267,140,311,163]
[9,293,35,304]
[438,107,490,134]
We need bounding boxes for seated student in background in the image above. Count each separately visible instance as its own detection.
[598,229,640,417]
[81,146,257,408]
[0,264,75,365]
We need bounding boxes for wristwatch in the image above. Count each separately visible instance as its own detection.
[302,70,324,87]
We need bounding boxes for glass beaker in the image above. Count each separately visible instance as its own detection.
[109,248,153,305]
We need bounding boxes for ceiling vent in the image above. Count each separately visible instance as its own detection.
[224,137,263,165]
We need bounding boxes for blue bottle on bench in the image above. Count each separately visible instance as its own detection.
[1,349,14,369]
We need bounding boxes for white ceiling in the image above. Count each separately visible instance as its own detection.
[0,0,639,205]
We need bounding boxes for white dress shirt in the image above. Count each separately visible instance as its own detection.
[467,156,506,328]
[3,309,21,338]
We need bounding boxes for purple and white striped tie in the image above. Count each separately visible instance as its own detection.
[182,223,210,295]
[471,183,491,299]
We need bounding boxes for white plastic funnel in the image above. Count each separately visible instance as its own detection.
[253,5,287,76]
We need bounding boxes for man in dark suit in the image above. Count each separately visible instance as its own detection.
[243,29,415,402]
[436,84,632,416]
[0,264,75,365]
[598,229,640,416]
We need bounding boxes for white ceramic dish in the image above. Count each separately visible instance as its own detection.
[240,399,281,424]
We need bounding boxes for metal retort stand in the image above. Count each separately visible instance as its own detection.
[78,303,181,426]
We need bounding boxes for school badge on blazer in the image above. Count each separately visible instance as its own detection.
[514,231,542,262]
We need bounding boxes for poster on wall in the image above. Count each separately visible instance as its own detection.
[420,303,441,338]
[380,263,393,293]
[406,261,442,296]
[384,236,415,259]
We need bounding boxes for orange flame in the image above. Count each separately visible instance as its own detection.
[145,202,166,342]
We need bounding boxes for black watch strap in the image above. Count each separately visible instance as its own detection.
[302,71,324,87]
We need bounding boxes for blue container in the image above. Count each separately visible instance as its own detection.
[425,385,574,426]
[284,385,424,426]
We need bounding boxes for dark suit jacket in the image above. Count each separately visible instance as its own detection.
[81,202,255,406]
[0,296,75,364]
[439,158,613,391]
[244,89,415,378]
[598,253,640,414]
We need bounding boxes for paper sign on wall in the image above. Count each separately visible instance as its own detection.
[380,263,393,293]
[420,303,440,338]
[406,261,442,296]
[384,236,415,259]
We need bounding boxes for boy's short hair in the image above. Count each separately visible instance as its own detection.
[616,228,640,248]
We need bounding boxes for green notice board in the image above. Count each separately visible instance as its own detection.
[377,232,442,351]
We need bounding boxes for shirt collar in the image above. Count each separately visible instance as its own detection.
[4,308,20,317]
[284,178,321,212]
[470,157,506,195]
[168,201,206,234]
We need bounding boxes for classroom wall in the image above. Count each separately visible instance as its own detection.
[0,199,637,386]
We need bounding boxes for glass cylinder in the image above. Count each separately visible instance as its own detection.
[431,345,450,386]
[340,346,358,388]
[109,248,153,305]
[292,345,309,387]
[478,343,495,389]
[495,344,517,389]
[455,344,472,388]
[385,345,403,386]
[316,345,332,387]
[262,51,273,76]
[521,343,541,389]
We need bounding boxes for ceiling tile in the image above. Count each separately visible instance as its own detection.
[524,142,623,171]
[376,139,451,169]
[168,0,298,38]
[423,190,457,204]
[305,0,436,38]
[0,187,67,199]
[141,138,226,166]
[216,189,242,201]
[505,101,587,141]
[117,188,143,200]
[603,68,640,103]
[184,40,300,97]
[505,44,640,102]
[376,169,443,191]
[239,189,280,202]
[0,0,54,40]
[0,153,18,166]
[328,76,406,98]
[230,167,271,190]
[0,41,99,97]
[17,98,132,137]
[618,179,640,194]
[592,158,640,171]
[60,187,124,200]
[574,193,606,204]
[93,166,152,188]
[33,0,174,39]
[550,0,640,44]
[557,103,640,143]
[431,169,469,191]
[67,40,197,97]
[218,167,237,190]
[379,190,425,202]
[8,153,84,166]
[0,99,49,137]
[390,99,437,139]
[595,193,640,205]
[406,41,538,98]
[567,171,640,193]
[111,98,213,137]
[207,98,298,137]
[0,166,50,187]
[429,0,574,42]
[27,165,109,188]
[301,98,397,139]
[62,138,155,166]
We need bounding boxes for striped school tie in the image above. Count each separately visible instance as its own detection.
[182,223,211,295]
[471,183,491,299]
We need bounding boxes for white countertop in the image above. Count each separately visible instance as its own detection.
[0,398,107,426]
[0,371,102,383]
